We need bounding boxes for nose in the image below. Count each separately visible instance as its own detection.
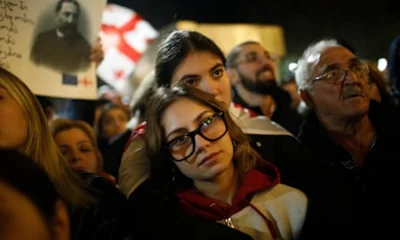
[65,14,75,24]
[343,69,363,84]
[68,150,80,164]
[200,77,219,96]
[194,133,211,153]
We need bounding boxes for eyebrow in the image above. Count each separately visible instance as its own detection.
[165,110,214,139]
[209,63,224,73]
[77,140,92,145]
[245,51,257,57]
[178,63,224,83]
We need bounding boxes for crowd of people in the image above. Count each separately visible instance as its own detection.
[2,1,400,239]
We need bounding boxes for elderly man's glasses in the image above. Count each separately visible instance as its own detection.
[311,64,369,84]
[165,111,227,162]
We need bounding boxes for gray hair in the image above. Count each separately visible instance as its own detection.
[295,39,341,90]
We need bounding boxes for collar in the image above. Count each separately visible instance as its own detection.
[56,29,65,38]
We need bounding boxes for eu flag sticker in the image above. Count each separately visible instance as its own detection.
[62,74,78,85]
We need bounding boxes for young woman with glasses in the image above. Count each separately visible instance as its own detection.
[136,86,308,240]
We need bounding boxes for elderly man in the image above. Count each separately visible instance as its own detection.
[31,0,91,73]
[226,41,303,135]
[295,39,400,239]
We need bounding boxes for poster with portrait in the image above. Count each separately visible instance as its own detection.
[0,0,106,99]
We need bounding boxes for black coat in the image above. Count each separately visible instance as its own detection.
[297,101,400,239]
[70,171,128,240]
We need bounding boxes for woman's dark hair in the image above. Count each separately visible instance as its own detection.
[0,149,60,224]
[155,30,226,88]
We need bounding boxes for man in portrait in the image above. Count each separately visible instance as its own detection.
[30,0,91,73]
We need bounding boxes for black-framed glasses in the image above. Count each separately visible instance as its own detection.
[234,52,277,66]
[164,111,227,162]
[310,64,369,85]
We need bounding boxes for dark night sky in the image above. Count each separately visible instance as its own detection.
[109,0,399,61]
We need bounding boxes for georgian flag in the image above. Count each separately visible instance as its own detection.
[96,4,158,95]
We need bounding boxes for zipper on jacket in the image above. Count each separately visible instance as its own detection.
[224,217,235,229]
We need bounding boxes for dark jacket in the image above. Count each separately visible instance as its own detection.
[98,130,132,181]
[70,171,128,240]
[297,100,400,239]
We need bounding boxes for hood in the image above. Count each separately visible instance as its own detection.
[177,161,280,221]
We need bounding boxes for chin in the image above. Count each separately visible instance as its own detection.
[346,105,369,118]
[197,163,229,181]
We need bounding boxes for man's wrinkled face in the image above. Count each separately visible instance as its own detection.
[56,2,79,36]
[306,46,370,120]
[233,43,278,94]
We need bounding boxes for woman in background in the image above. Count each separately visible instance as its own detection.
[51,118,115,183]
[0,67,127,239]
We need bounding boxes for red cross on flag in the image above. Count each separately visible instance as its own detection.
[96,4,158,96]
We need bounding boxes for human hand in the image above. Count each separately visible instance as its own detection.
[260,95,276,118]
[90,37,104,67]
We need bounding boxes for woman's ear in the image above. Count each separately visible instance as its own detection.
[52,200,70,240]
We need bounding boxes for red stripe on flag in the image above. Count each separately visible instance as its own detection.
[101,14,143,62]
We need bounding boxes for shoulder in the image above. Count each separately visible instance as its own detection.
[34,29,56,41]
[70,171,127,239]
[230,103,295,138]
[79,171,125,202]
[254,184,308,206]
[124,121,147,151]
[76,33,91,47]
[119,132,150,197]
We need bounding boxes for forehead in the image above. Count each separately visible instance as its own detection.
[56,127,90,141]
[162,98,212,126]
[312,46,357,73]
[59,2,78,13]
[171,51,223,83]
[237,43,267,56]
[105,108,127,117]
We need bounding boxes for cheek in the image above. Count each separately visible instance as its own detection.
[313,85,340,103]
[174,160,196,179]
[222,136,234,157]
[15,109,29,140]
[85,153,99,172]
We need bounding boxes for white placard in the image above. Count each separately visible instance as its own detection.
[0,0,106,99]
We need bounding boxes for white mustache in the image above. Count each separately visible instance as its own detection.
[341,86,364,99]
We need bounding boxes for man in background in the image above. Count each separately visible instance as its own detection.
[226,41,303,135]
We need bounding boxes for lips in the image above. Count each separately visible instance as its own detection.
[258,70,273,79]
[257,66,275,80]
[341,86,365,99]
[198,151,221,167]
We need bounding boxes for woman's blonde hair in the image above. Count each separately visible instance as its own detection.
[0,68,92,207]
[50,118,104,172]
[145,86,263,189]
